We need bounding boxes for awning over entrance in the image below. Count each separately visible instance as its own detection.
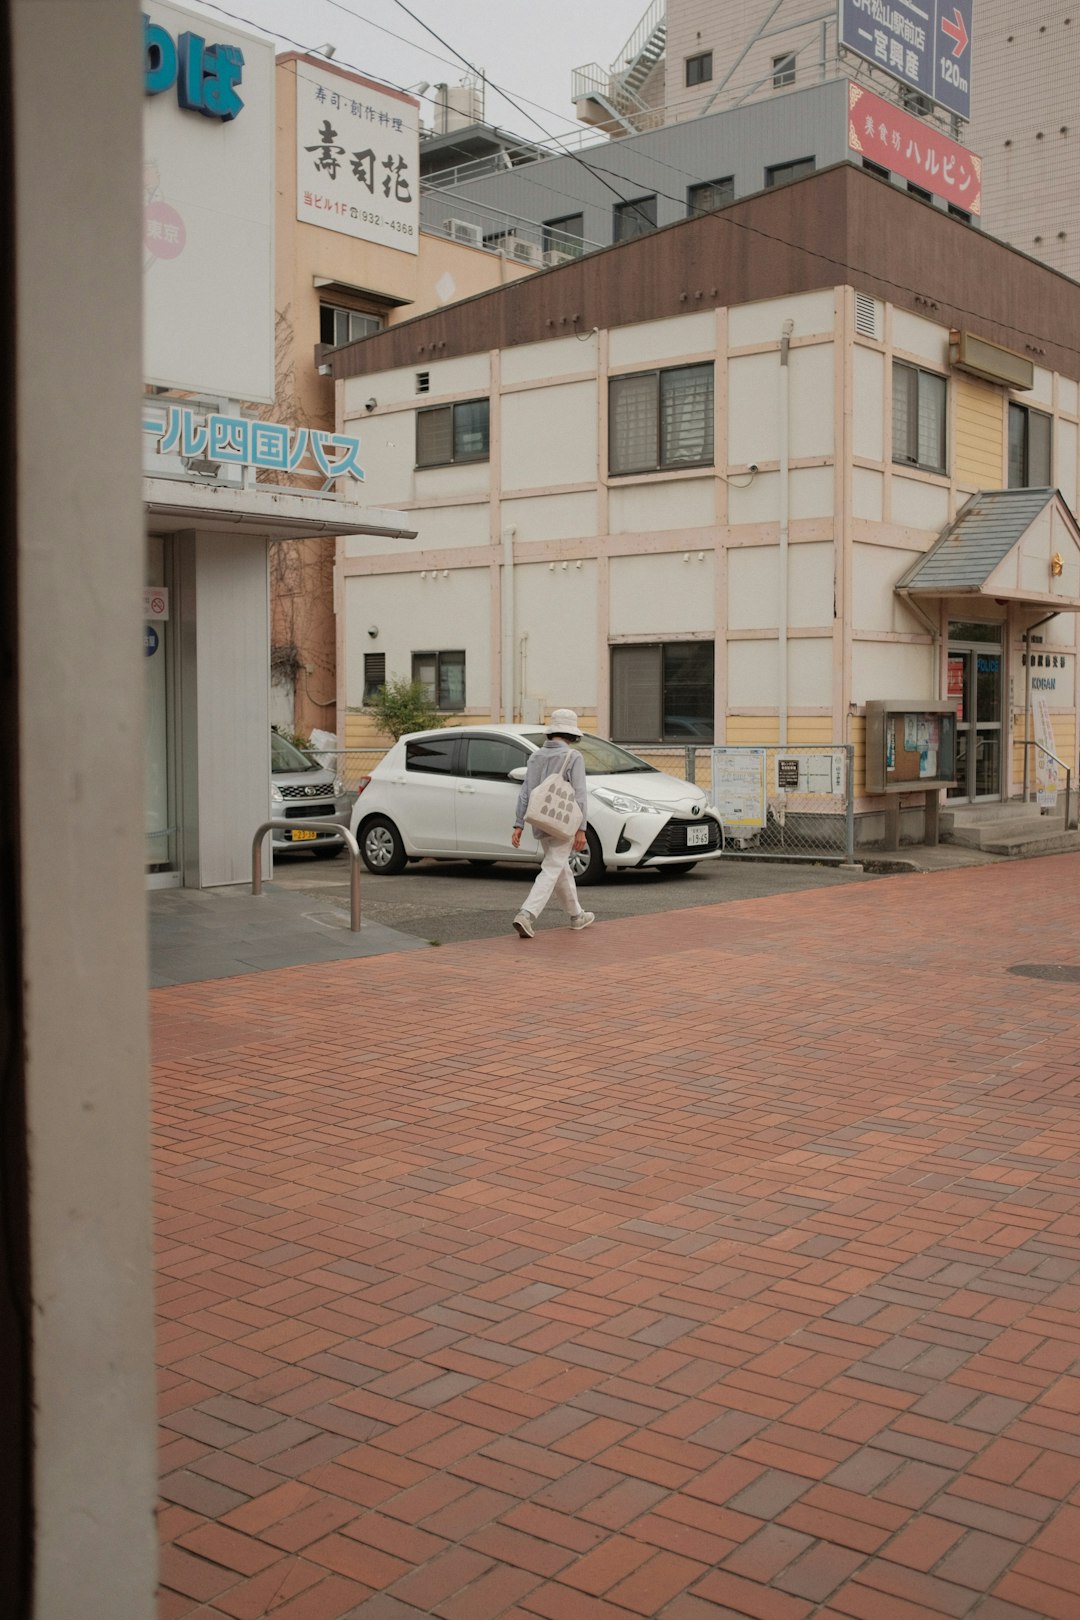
[144,477,418,543]
[896,488,1080,611]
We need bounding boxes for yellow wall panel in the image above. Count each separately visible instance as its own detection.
[954,376,1004,490]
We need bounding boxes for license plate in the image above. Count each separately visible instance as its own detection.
[686,824,709,847]
[290,829,319,841]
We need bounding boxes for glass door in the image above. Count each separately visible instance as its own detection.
[946,622,1003,801]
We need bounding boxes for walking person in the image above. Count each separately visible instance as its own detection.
[511,710,595,938]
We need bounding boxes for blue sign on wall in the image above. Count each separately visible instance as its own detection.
[839,0,973,121]
[144,625,160,658]
[143,12,244,121]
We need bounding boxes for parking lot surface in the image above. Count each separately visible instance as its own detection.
[155,855,1080,1619]
[269,849,874,945]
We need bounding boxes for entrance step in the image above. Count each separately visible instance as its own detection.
[980,828,1080,859]
[941,802,1069,851]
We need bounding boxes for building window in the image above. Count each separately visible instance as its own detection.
[687,177,734,216]
[765,157,815,188]
[772,52,796,87]
[611,642,714,744]
[363,652,385,703]
[900,86,932,117]
[907,182,932,202]
[948,204,971,223]
[413,651,466,710]
[613,195,657,241]
[319,304,382,346]
[892,362,947,473]
[863,158,890,180]
[416,399,489,467]
[685,52,712,86]
[609,364,714,476]
[543,214,584,257]
[1009,403,1052,488]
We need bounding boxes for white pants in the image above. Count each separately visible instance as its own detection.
[521,834,582,919]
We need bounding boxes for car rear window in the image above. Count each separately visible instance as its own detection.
[405,738,458,774]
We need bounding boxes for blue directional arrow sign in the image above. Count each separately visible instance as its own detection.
[839,0,974,122]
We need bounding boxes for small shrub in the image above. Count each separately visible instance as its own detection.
[366,676,444,741]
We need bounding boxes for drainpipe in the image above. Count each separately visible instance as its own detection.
[778,319,794,746]
[501,525,516,722]
[1023,610,1058,802]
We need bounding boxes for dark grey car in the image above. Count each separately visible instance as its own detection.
[270,730,352,858]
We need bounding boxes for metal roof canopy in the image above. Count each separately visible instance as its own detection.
[896,488,1080,612]
[144,478,417,543]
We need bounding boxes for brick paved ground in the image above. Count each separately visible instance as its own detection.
[154,857,1080,1620]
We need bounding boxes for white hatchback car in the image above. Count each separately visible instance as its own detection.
[350,725,724,884]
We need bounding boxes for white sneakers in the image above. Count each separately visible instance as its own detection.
[513,910,596,937]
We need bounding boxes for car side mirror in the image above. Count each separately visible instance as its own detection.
[508,766,527,781]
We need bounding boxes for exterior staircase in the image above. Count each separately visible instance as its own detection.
[940,800,1080,858]
[572,0,667,135]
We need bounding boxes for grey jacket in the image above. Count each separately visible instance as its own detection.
[514,738,588,830]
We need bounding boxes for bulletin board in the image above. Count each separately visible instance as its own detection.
[865,701,957,794]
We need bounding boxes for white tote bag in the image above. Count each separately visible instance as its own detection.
[524,751,583,838]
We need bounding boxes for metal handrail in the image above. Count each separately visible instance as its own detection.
[1020,741,1074,829]
[251,819,362,932]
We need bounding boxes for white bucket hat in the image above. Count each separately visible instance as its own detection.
[545,708,583,739]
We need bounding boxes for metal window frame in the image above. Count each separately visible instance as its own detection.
[411,649,467,710]
[608,362,715,477]
[685,50,713,87]
[687,176,735,216]
[891,360,948,474]
[415,398,490,469]
[771,51,796,87]
[764,156,815,187]
[610,639,716,745]
[1008,401,1053,489]
[612,194,658,241]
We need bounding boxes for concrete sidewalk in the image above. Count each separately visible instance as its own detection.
[154,855,1080,1620]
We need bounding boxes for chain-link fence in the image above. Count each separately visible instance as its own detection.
[306,748,388,794]
[687,744,856,863]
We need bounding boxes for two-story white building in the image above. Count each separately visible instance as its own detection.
[330,164,1080,842]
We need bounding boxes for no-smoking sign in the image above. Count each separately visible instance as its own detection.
[144,586,169,620]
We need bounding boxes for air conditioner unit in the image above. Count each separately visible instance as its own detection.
[543,249,574,268]
[443,218,483,248]
[508,239,542,266]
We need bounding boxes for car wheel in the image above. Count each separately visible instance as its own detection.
[311,845,343,860]
[360,816,407,875]
[654,862,697,878]
[569,827,606,885]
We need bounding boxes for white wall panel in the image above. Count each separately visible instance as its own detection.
[790,345,834,458]
[609,552,715,635]
[397,502,489,552]
[853,543,927,632]
[728,542,834,630]
[515,562,598,712]
[853,467,884,521]
[1060,376,1079,417]
[852,346,885,462]
[790,466,834,518]
[416,456,491,501]
[502,491,598,542]
[727,290,836,347]
[1030,365,1053,408]
[609,311,715,367]
[502,381,597,489]
[728,468,779,524]
[608,477,714,534]
[344,366,425,413]
[891,475,950,531]
[502,333,597,384]
[852,638,935,702]
[891,310,949,366]
[345,568,490,707]
[728,636,830,707]
[729,352,778,465]
[342,412,414,515]
[1055,418,1078,510]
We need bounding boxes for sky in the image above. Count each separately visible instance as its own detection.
[181,0,637,146]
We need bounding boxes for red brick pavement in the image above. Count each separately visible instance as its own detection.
[153,857,1080,1619]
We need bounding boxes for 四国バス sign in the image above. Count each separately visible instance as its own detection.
[848,84,981,215]
[839,0,973,121]
[143,404,364,482]
[143,11,244,120]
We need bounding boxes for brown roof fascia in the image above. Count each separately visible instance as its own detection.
[330,164,1080,384]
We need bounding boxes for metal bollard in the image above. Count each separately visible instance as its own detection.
[251,819,362,932]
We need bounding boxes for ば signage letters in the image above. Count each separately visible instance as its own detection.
[143,11,244,121]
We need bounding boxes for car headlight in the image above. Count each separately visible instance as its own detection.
[333,776,345,796]
[592,787,665,816]
[271,784,284,803]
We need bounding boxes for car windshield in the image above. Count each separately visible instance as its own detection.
[522,732,657,775]
[271,731,319,772]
